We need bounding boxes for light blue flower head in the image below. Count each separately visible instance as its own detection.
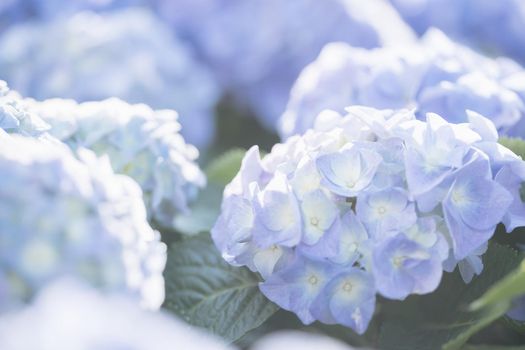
[0,134,167,312]
[280,29,525,139]
[23,97,206,229]
[153,0,415,130]
[213,106,525,333]
[0,8,219,147]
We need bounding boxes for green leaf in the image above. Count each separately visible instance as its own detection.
[163,234,279,342]
[172,184,223,236]
[499,137,525,159]
[470,259,525,312]
[205,148,246,186]
[379,243,524,350]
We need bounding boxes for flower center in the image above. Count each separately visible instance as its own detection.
[377,206,386,215]
[393,256,405,268]
[310,217,320,227]
[345,180,356,188]
[342,281,353,292]
[308,275,319,285]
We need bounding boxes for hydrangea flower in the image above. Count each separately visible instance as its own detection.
[153,0,416,129]
[280,29,525,139]
[0,133,166,312]
[0,7,219,147]
[23,96,206,228]
[0,278,229,350]
[389,0,525,65]
[213,107,525,333]
[0,81,49,137]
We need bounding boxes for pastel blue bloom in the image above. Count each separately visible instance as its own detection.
[404,113,480,197]
[213,107,525,332]
[317,145,382,197]
[372,233,444,300]
[253,172,302,248]
[310,269,376,334]
[443,153,513,259]
[154,0,415,130]
[330,212,370,266]
[0,8,219,147]
[356,188,417,240]
[0,134,166,312]
[280,29,525,139]
[259,255,339,324]
[24,97,205,229]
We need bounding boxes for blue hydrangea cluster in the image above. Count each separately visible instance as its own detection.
[0,133,167,312]
[213,106,525,333]
[153,0,416,129]
[389,0,525,65]
[280,29,525,140]
[0,7,219,147]
[23,95,206,229]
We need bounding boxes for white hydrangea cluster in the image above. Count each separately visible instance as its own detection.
[0,133,166,312]
[24,96,206,228]
[0,7,219,147]
[280,29,525,139]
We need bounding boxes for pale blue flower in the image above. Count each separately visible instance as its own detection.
[356,188,417,240]
[310,268,375,334]
[317,145,382,197]
[372,233,444,300]
[443,153,513,259]
[259,255,339,324]
[0,134,166,312]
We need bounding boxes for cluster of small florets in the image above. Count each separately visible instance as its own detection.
[0,133,167,312]
[0,7,219,146]
[23,96,206,228]
[213,106,525,333]
[280,29,525,139]
[390,0,525,65]
[154,0,416,128]
[0,81,49,137]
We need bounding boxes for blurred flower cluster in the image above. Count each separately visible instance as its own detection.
[25,96,206,229]
[281,29,525,139]
[0,133,166,311]
[213,107,525,333]
[1,0,525,347]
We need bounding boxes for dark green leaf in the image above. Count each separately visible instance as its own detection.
[379,244,524,350]
[163,234,279,342]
